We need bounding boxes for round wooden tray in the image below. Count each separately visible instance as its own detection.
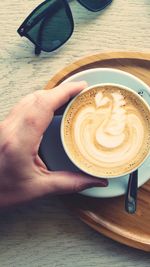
[45,52,150,252]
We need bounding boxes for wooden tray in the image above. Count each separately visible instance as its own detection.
[45,52,150,252]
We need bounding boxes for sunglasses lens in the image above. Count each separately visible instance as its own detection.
[78,0,113,11]
[23,0,73,52]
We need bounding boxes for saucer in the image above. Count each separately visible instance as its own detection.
[40,68,150,198]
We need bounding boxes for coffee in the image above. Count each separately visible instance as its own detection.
[61,84,150,178]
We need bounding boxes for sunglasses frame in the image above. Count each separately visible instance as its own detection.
[17,0,113,54]
[17,0,74,53]
[77,0,113,12]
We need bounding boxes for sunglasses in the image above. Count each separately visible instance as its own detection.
[17,0,113,55]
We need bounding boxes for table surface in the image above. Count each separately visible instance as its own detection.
[0,0,150,266]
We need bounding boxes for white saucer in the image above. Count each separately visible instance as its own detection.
[40,68,150,198]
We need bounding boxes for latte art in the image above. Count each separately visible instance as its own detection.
[74,91,144,165]
[91,91,126,148]
[62,85,150,177]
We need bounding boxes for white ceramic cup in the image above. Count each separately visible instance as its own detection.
[61,83,150,178]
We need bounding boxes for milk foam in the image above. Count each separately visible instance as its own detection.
[63,86,150,177]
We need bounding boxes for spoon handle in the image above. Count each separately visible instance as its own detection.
[125,169,138,214]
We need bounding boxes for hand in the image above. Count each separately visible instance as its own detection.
[0,82,108,207]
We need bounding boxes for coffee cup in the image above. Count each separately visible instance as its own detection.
[61,83,150,178]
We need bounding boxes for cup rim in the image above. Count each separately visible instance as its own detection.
[61,82,150,178]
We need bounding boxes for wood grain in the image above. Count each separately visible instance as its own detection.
[1,1,150,266]
[45,52,150,89]
[45,52,150,252]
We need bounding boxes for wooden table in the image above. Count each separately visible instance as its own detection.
[0,1,150,266]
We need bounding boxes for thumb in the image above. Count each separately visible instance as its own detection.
[41,171,108,195]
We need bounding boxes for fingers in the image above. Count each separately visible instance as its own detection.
[43,81,87,113]
[0,171,108,207]
[29,81,88,135]
[4,82,87,152]
[39,171,108,195]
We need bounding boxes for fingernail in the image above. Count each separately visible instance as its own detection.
[79,81,88,87]
[85,179,109,189]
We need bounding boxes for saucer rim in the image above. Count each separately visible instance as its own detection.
[62,67,150,93]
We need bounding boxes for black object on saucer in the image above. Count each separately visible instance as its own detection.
[125,169,138,214]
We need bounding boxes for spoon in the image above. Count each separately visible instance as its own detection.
[125,169,138,214]
[125,90,144,214]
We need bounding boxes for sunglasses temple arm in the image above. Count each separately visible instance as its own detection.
[20,1,59,35]
[34,13,52,55]
[18,2,60,55]
[35,46,41,55]
[34,0,64,56]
